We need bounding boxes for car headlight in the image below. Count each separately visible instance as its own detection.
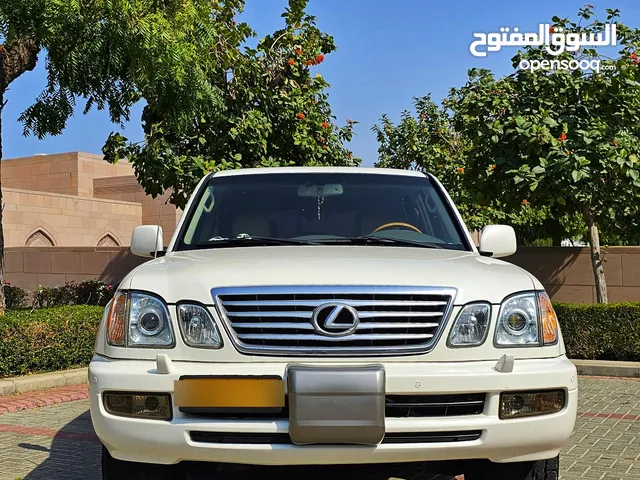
[538,291,559,345]
[177,303,223,349]
[447,302,491,347]
[106,291,175,348]
[495,291,559,347]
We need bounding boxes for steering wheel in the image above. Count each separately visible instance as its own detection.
[372,222,423,234]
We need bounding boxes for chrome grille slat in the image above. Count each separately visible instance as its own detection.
[222,299,448,307]
[232,322,440,330]
[227,311,442,319]
[358,311,442,318]
[227,311,313,318]
[388,400,485,408]
[212,285,457,357]
[358,322,440,329]
[236,333,435,341]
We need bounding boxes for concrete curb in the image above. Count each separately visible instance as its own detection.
[0,359,638,397]
[0,368,87,396]
[572,359,640,378]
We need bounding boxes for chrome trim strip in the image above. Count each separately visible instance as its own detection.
[357,311,442,318]
[211,285,458,357]
[227,311,313,318]
[231,322,440,330]
[213,285,457,296]
[236,333,435,341]
[222,299,448,307]
[391,400,486,407]
[226,311,443,319]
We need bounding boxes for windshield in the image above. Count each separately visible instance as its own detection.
[175,172,472,251]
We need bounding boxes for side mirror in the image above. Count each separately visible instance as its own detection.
[131,225,164,258]
[478,225,517,258]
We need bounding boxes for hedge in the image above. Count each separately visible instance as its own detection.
[0,305,104,378]
[555,302,640,362]
[3,279,115,310]
[0,302,638,379]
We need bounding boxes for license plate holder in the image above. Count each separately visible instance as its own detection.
[287,364,385,446]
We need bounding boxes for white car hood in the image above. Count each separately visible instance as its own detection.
[124,246,539,305]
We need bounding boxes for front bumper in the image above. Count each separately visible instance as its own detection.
[89,355,578,466]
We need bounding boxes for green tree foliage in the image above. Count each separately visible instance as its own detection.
[373,95,579,244]
[446,6,640,302]
[0,0,237,313]
[103,0,360,209]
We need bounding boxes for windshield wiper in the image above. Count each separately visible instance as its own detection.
[194,235,320,249]
[318,236,444,249]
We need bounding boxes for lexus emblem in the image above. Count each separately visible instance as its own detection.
[311,302,360,337]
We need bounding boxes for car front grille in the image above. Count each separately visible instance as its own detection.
[211,285,456,356]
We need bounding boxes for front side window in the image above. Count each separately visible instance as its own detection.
[176,172,471,251]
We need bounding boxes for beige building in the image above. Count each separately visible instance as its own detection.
[2,152,181,248]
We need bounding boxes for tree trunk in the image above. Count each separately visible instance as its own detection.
[0,88,4,315]
[586,212,608,304]
[0,37,40,315]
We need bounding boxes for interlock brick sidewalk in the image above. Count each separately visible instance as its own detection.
[0,376,638,480]
[0,384,88,415]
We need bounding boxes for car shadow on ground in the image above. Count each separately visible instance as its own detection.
[20,409,460,480]
[21,410,101,480]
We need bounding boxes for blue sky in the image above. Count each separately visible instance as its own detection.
[3,0,639,167]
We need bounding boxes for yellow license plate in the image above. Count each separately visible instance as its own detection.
[173,376,285,408]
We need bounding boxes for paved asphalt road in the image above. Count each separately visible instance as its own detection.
[0,376,638,480]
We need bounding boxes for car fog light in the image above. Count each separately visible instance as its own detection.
[103,392,172,420]
[499,390,566,419]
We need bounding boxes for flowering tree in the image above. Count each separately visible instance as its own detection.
[373,95,580,243]
[447,6,640,303]
[104,0,359,209]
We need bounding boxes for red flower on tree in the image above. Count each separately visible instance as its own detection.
[322,122,329,129]
[287,59,295,66]
[305,60,313,66]
[559,132,567,142]
[295,48,303,55]
[297,113,305,119]
[522,199,529,206]
[630,52,639,64]
[314,54,325,64]
[549,26,555,34]
[457,167,464,174]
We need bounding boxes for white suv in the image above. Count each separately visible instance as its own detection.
[90,167,578,480]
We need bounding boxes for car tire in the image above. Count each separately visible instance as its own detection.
[463,456,559,480]
[101,445,185,480]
